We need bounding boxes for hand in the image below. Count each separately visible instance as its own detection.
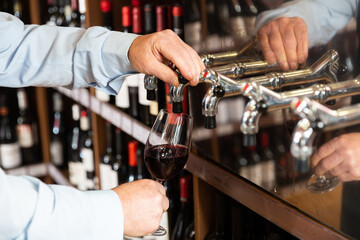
[257,17,309,71]
[311,133,360,181]
[128,29,205,87]
[112,179,169,237]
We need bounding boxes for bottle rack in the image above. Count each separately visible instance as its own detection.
[5,0,350,239]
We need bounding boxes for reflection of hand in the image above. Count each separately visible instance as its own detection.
[257,17,309,71]
[312,133,360,181]
[128,29,205,87]
[112,179,169,237]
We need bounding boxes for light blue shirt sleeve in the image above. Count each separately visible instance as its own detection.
[0,11,139,94]
[0,168,124,240]
[254,0,358,48]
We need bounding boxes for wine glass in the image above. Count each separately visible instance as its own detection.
[144,109,193,236]
[306,146,339,193]
[306,173,340,193]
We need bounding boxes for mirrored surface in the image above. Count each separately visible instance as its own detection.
[184,0,360,239]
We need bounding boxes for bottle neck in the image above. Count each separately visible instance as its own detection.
[105,123,113,153]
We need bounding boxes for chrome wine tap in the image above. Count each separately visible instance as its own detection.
[200,36,258,67]
[147,37,257,103]
[144,74,158,100]
[211,60,280,79]
[290,96,360,162]
[201,50,339,132]
[240,77,360,146]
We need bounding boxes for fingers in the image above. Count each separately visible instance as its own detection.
[281,24,298,70]
[293,17,308,64]
[314,151,343,176]
[257,17,308,71]
[156,30,204,86]
[150,61,180,87]
[311,139,336,167]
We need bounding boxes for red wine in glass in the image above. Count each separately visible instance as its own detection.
[144,144,189,182]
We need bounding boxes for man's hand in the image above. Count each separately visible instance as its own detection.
[112,179,169,237]
[312,133,360,181]
[257,17,309,71]
[128,29,205,87]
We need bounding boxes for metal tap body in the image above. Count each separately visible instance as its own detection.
[201,50,339,130]
[290,97,360,162]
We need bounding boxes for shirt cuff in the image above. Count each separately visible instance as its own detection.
[84,190,124,240]
[102,31,139,79]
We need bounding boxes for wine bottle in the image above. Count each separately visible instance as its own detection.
[95,0,115,104]
[79,110,95,190]
[16,88,40,165]
[56,0,66,26]
[132,6,143,35]
[68,104,82,187]
[68,0,80,27]
[0,94,21,170]
[138,75,151,126]
[127,76,140,120]
[126,140,138,182]
[100,121,117,190]
[78,0,86,28]
[47,0,58,25]
[171,175,193,240]
[121,6,132,33]
[115,127,126,184]
[156,5,168,111]
[205,192,226,240]
[50,92,67,169]
[64,0,72,26]
[144,3,159,126]
[172,4,184,40]
[115,78,130,113]
[144,3,155,34]
[169,5,189,114]
[12,0,23,20]
[100,0,113,30]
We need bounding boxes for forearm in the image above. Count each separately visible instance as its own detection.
[0,169,123,240]
[255,0,358,47]
[0,12,139,94]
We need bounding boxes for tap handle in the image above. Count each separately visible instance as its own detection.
[337,64,348,78]
[204,116,216,129]
[213,85,225,98]
[243,134,256,147]
[169,62,188,85]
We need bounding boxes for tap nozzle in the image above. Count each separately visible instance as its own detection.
[168,63,193,113]
[204,115,216,129]
[144,74,158,100]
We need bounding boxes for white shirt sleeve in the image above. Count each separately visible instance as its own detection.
[0,11,139,94]
[0,168,124,240]
[254,0,358,48]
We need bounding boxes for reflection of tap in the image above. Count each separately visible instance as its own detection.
[241,78,360,146]
[200,36,258,67]
[290,97,360,170]
[201,50,339,133]
[212,61,280,79]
